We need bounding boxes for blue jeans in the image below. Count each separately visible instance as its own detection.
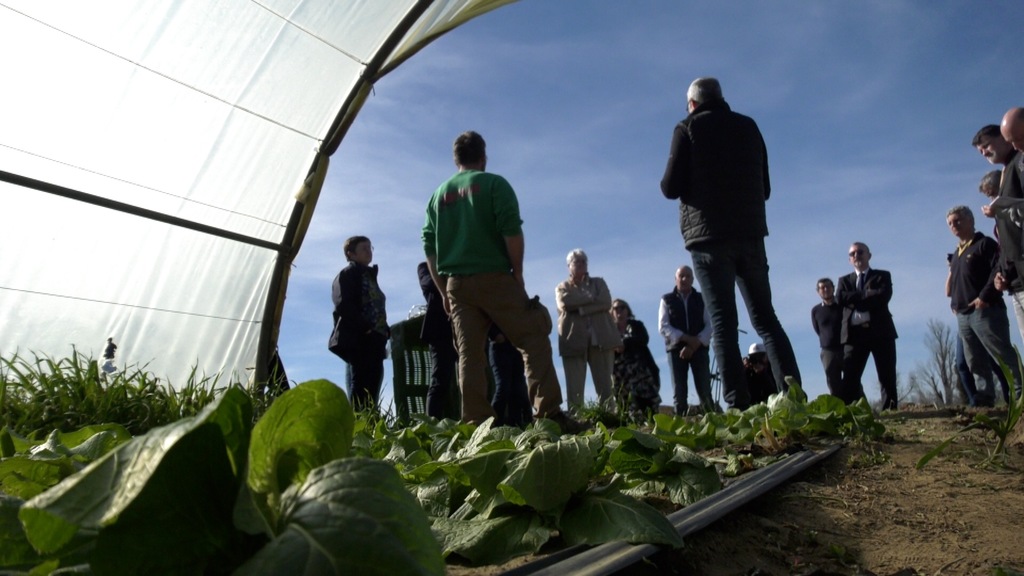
[489,338,532,427]
[957,307,1021,404]
[954,334,1011,406]
[690,239,801,409]
[668,346,716,414]
[955,336,980,406]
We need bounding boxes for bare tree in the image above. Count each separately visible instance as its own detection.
[905,318,963,406]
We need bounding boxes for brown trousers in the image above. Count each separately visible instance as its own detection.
[447,272,563,424]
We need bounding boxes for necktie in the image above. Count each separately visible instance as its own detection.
[857,272,865,291]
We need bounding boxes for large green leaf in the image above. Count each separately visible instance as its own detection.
[559,490,682,547]
[649,414,718,450]
[0,458,76,500]
[18,387,250,555]
[0,427,134,501]
[0,493,38,566]
[606,428,665,475]
[0,427,15,458]
[409,470,452,518]
[56,425,133,455]
[459,449,517,499]
[246,379,354,518]
[88,423,242,575]
[1,425,130,460]
[235,458,444,576]
[499,435,603,512]
[433,513,549,565]
[610,426,665,450]
[204,385,254,476]
[660,445,722,506]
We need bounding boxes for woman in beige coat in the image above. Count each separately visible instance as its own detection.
[556,249,622,410]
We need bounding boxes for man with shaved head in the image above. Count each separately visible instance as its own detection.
[659,265,717,414]
[1000,107,1024,153]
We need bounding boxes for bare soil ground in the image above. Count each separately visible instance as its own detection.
[449,405,1024,576]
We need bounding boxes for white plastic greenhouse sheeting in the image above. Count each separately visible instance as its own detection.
[0,0,512,388]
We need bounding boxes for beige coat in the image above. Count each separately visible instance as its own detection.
[556,275,622,356]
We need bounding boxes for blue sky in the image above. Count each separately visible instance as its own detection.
[277,1,1024,410]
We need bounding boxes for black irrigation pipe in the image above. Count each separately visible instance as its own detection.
[500,443,843,576]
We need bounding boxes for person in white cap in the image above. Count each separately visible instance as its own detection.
[743,342,777,404]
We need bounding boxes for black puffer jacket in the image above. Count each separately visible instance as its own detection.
[660,99,770,248]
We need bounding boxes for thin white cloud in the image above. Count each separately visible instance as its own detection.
[278,2,1024,410]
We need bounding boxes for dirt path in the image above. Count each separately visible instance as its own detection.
[646,407,1024,575]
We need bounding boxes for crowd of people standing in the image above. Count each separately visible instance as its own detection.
[327,78,1024,428]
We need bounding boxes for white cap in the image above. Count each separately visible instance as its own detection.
[748,343,766,355]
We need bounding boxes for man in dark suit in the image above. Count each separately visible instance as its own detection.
[835,242,899,410]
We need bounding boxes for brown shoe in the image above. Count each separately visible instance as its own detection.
[547,410,592,434]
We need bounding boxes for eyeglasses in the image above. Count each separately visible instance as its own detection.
[612,305,627,312]
[849,249,865,257]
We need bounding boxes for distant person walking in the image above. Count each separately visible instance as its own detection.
[660,76,801,409]
[331,235,389,412]
[101,337,117,375]
[421,130,585,432]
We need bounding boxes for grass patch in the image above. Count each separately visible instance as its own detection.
[1,349,233,437]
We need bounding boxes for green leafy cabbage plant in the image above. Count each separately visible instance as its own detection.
[1,380,444,576]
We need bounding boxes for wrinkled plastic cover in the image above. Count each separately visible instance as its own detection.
[0,0,511,387]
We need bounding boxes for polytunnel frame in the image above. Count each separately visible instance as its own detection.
[255,0,443,385]
[0,0,493,386]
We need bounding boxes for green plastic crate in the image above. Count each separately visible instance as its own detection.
[390,314,460,422]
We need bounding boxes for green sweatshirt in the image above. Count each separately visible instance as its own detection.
[422,170,523,275]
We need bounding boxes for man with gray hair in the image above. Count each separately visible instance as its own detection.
[555,248,621,410]
[660,77,801,409]
[946,205,1021,405]
[950,171,1014,406]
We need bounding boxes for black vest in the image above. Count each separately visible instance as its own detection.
[662,289,706,351]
